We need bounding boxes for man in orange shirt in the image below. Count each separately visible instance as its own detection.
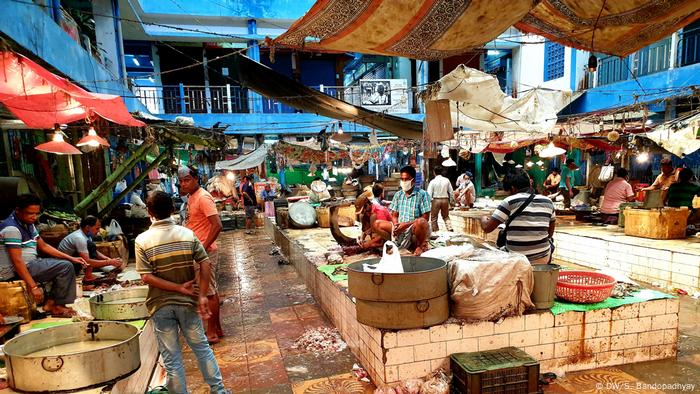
[178,166,224,344]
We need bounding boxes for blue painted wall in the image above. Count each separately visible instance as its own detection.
[300,58,336,87]
[0,1,148,112]
[564,62,700,114]
[155,113,424,135]
[137,0,314,19]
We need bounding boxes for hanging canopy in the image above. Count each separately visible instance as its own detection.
[0,51,145,129]
[274,0,700,59]
[644,113,700,157]
[419,65,576,151]
[215,144,269,171]
[232,55,422,139]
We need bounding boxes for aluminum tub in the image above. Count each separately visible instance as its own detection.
[4,321,141,392]
[89,287,149,321]
[347,256,449,329]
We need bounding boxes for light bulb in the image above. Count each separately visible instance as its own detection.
[52,132,65,142]
[337,122,344,134]
[226,172,235,181]
[637,152,649,163]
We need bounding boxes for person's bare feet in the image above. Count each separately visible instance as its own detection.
[49,305,77,318]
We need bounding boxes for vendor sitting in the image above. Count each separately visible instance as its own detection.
[388,166,431,256]
[599,168,636,224]
[357,184,394,250]
[58,216,122,281]
[0,194,85,318]
[543,168,561,196]
[666,168,700,224]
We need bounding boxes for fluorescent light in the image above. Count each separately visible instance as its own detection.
[487,50,501,56]
[132,58,140,66]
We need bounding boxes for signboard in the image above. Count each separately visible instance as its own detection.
[359,79,408,114]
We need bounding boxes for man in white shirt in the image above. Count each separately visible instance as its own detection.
[455,171,476,208]
[427,165,455,232]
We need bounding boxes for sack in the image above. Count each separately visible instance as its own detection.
[599,165,615,182]
[107,219,123,239]
[363,241,404,273]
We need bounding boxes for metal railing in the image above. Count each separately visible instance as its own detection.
[636,37,671,76]
[132,84,415,115]
[679,27,700,67]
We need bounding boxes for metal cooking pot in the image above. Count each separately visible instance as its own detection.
[89,287,149,321]
[347,256,448,301]
[4,321,141,392]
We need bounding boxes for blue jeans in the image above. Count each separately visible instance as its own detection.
[151,304,226,394]
[26,258,76,305]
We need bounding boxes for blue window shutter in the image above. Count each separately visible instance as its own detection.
[544,41,565,81]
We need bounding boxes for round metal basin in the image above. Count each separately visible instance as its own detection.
[4,321,141,392]
[347,256,448,301]
[89,287,148,321]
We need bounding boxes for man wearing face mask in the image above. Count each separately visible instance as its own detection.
[389,166,432,255]
[58,216,122,281]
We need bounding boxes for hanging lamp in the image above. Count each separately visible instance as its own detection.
[76,126,110,148]
[330,122,351,143]
[35,127,82,155]
[539,141,566,158]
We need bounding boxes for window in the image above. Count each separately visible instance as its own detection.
[544,41,565,81]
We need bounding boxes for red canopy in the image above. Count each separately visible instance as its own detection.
[0,51,145,128]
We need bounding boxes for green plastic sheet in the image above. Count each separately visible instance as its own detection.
[318,263,351,282]
[550,289,675,315]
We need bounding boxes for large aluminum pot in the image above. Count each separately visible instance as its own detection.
[4,321,141,392]
[347,256,449,329]
[347,256,447,301]
[89,287,149,321]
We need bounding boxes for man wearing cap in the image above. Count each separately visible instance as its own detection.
[643,157,678,192]
[559,159,579,208]
[178,166,223,344]
[455,171,476,208]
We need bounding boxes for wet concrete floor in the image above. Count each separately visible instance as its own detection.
[182,229,700,393]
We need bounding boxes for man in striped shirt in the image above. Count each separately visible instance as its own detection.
[136,191,227,394]
[480,170,556,264]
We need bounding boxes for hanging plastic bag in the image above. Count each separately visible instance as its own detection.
[598,165,615,182]
[363,241,404,273]
[107,219,123,240]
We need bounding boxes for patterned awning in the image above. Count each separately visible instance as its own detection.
[273,0,700,59]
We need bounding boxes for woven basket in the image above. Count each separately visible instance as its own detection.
[555,271,616,304]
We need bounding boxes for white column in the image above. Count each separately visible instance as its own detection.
[670,31,679,69]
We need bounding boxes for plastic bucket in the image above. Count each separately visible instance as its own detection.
[531,264,560,309]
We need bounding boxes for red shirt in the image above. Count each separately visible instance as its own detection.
[371,202,392,221]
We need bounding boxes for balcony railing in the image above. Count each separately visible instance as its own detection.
[679,27,700,67]
[132,84,414,115]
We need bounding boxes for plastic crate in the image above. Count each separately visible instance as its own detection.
[450,347,539,394]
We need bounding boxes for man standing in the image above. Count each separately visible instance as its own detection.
[178,166,223,344]
[390,166,431,255]
[58,216,122,280]
[559,159,579,208]
[0,194,85,317]
[136,191,227,394]
[240,175,258,235]
[427,165,454,232]
[600,168,636,224]
[480,170,556,264]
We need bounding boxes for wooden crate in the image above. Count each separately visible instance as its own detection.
[623,207,688,239]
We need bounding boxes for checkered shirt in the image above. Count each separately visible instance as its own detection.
[389,188,431,223]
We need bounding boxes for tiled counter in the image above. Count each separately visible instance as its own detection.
[265,219,679,385]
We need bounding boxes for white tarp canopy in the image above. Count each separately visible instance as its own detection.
[419,65,576,140]
[645,113,700,157]
[215,144,269,171]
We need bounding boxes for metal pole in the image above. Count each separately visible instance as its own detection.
[203,47,212,114]
[226,84,233,113]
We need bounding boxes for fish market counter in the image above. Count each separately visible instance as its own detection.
[265,219,679,385]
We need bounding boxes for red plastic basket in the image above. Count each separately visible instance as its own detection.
[555,271,616,304]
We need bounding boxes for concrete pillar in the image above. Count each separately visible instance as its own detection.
[151,44,164,113]
[396,57,413,113]
[247,19,263,113]
[670,32,679,69]
[474,153,483,196]
[416,60,429,113]
[92,0,125,79]
[203,47,212,114]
